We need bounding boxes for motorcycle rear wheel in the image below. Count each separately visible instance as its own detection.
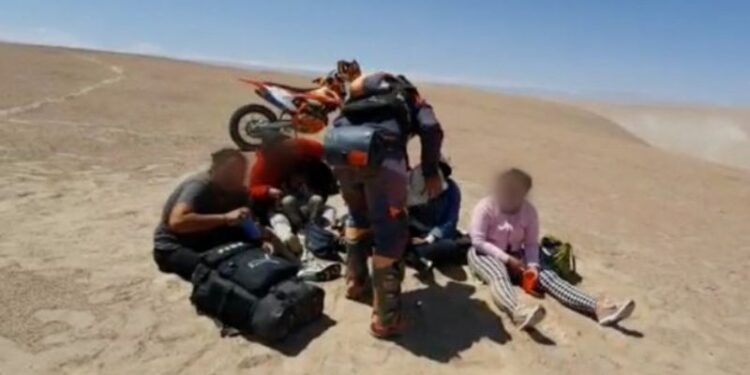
[229,104,278,151]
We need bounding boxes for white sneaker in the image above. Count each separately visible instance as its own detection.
[298,261,342,282]
[596,299,636,326]
[512,305,546,330]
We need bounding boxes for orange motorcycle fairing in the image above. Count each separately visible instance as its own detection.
[292,113,327,133]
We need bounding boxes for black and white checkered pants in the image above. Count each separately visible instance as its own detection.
[468,247,597,314]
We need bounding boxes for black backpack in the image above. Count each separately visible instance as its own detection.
[190,242,324,342]
[340,74,420,136]
[325,75,420,168]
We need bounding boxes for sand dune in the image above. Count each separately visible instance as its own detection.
[1,42,749,375]
[582,103,750,171]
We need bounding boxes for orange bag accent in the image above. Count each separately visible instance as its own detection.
[347,150,369,167]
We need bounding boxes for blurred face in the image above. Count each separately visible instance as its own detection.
[210,156,247,193]
[496,176,529,213]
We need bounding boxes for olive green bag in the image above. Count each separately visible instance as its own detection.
[540,236,582,284]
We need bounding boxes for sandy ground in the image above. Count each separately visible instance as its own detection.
[580,102,750,171]
[0,42,748,375]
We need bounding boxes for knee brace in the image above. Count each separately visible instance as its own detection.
[307,194,324,205]
[345,229,373,284]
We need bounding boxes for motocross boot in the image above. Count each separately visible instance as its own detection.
[370,259,406,338]
[344,229,373,301]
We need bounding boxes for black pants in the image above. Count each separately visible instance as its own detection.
[154,227,249,281]
[411,235,471,265]
[153,247,202,281]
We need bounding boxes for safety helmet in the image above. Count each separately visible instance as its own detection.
[336,59,362,82]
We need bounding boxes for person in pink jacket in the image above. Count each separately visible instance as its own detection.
[468,168,635,330]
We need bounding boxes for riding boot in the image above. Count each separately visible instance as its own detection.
[345,233,372,300]
[370,260,406,338]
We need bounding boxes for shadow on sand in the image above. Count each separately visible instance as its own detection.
[612,323,644,338]
[393,281,510,363]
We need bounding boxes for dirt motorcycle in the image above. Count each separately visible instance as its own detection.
[229,74,344,151]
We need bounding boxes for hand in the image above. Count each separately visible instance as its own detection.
[268,187,283,200]
[526,264,540,275]
[223,207,250,226]
[423,174,443,199]
[506,256,526,275]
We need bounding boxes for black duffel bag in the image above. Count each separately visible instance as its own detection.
[251,279,325,342]
[190,242,300,335]
[191,267,260,332]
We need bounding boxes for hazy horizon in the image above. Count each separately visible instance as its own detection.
[1,0,747,107]
[4,39,748,110]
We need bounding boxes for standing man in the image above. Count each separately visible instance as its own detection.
[324,62,444,338]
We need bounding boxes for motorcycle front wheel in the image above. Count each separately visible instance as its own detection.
[228,104,278,151]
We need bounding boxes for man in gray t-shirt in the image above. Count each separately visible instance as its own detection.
[153,149,252,280]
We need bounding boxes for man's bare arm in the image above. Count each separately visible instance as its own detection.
[167,203,248,233]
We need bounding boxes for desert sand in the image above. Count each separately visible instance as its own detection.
[0,42,748,375]
[581,102,750,172]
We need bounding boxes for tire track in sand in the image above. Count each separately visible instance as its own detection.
[0,54,125,118]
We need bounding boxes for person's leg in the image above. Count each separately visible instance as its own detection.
[414,238,468,265]
[153,247,202,281]
[260,226,299,263]
[538,268,597,314]
[467,247,519,312]
[538,268,635,325]
[269,212,303,257]
[468,247,545,330]
[363,158,409,337]
[280,195,304,228]
[404,242,433,275]
[335,168,372,300]
[318,205,337,227]
[303,194,324,224]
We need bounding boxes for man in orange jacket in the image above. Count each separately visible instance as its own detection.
[249,132,334,255]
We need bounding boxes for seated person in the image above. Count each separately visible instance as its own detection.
[468,168,636,330]
[153,148,255,281]
[282,164,338,228]
[248,132,337,255]
[406,161,471,269]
